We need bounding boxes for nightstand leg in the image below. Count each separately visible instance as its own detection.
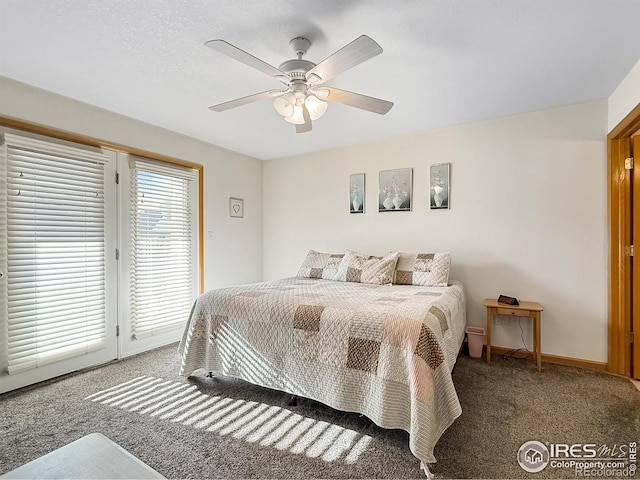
[486,307,493,363]
[533,312,541,372]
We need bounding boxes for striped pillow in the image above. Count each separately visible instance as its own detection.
[297,250,344,280]
[334,250,400,285]
[394,252,451,287]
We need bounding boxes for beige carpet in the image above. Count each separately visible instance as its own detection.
[1,344,638,479]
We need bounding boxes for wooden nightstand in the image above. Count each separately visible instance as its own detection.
[484,298,544,372]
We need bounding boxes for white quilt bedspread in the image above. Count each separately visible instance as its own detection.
[179,277,466,464]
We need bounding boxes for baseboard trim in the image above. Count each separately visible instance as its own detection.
[488,346,608,371]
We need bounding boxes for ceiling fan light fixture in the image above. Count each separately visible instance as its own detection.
[305,95,328,121]
[284,104,306,125]
[273,96,294,117]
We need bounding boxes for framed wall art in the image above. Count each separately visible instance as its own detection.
[229,197,244,218]
[349,173,365,214]
[379,168,412,212]
[430,163,450,209]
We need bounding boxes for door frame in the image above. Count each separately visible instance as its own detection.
[608,102,640,376]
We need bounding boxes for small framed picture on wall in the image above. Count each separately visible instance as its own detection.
[229,197,244,218]
[350,173,365,214]
[430,163,450,209]
[379,168,412,212]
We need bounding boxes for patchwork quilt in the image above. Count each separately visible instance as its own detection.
[179,277,466,465]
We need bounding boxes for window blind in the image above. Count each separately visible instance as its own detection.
[1,133,109,374]
[129,157,197,339]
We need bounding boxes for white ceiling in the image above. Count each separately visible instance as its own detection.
[1,1,639,160]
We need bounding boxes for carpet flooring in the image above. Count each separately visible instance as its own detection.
[1,344,638,479]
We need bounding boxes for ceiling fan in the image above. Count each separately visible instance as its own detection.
[205,35,393,133]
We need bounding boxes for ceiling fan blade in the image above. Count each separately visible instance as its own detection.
[295,105,312,133]
[305,35,383,84]
[209,90,281,112]
[319,87,393,115]
[205,39,286,79]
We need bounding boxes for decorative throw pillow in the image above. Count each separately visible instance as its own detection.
[394,252,451,287]
[297,250,344,280]
[334,250,400,285]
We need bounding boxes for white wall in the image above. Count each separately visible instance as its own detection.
[608,57,640,132]
[0,76,264,290]
[1,75,611,363]
[264,100,608,362]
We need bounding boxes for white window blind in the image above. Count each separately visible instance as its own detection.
[1,133,109,374]
[129,157,197,339]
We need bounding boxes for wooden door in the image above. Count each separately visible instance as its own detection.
[633,133,640,379]
[607,104,640,379]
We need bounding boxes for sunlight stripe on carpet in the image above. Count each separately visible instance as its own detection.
[85,376,372,464]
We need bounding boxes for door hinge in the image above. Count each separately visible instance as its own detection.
[626,331,634,344]
[624,157,634,170]
[116,325,120,337]
[115,248,120,260]
[115,172,120,184]
[626,245,634,257]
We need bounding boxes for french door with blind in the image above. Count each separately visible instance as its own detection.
[0,133,200,394]
[118,153,199,357]
[0,132,118,394]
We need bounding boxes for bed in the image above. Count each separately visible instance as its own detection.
[178,250,466,474]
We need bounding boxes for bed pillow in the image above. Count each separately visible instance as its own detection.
[394,252,451,287]
[297,250,345,280]
[334,250,400,285]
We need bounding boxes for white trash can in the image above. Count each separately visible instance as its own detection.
[465,326,485,358]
